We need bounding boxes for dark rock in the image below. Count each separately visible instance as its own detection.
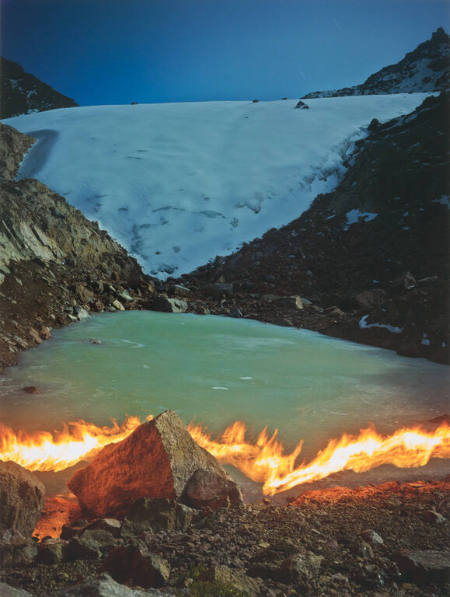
[152,294,188,313]
[246,561,281,580]
[205,565,261,595]
[36,540,67,565]
[66,529,116,561]
[361,529,384,545]
[359,540,375,559]
[205,283,234,299]
[183,469,244,510]
[391,271,417,291]
[0,583,33,596]
[355,288,388,309]
[0,461,45,536]
[85,517,122,537]
[295,100,309,109]
[22,385,38,394]
[368,118,381,131]
[103,545,170,588]
[279,552,323,584]
[68,410,236,517]
[125,497,194,532]
[394,549,450,584]
[422,509,447,524]
[0,530,38,568]
[49,573,169,596]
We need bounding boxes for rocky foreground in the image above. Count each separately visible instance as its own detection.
[0,412,449,597]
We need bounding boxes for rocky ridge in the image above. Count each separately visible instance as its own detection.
[303,27,449,98]
[177,92,449,364]
[0,124,196,370]
[0,57,78,119]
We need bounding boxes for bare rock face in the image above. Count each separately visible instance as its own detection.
[0,124,34,180]
[0,461,45,536]
[68,411,242,517]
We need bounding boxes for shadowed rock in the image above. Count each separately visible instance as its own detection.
[49,573,171,596]
[68,410,242,517]
[103,546,170,589]
[183,469,243,510]
[0,461,45,536]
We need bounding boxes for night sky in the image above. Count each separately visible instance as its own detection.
[1,0,449,106]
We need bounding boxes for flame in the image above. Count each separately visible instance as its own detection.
[0,416,149,472]
[188,421,450,495]
[0,415,448,494]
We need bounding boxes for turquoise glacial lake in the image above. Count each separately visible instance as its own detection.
[1,312,448,462]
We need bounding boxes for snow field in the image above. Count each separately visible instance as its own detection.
[6,94,431,278]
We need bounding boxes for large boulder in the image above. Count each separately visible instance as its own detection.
[68,411,242,517]
[0,461,45,536]
[152,294,188,313]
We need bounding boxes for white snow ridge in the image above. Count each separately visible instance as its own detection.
[6,94,431,278]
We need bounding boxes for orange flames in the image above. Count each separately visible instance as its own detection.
[0,416,148,472]
[0,415,448,494]
[189,421,450,495]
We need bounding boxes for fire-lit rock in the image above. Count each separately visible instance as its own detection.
[0,461,45,536]
[68,410,242,517]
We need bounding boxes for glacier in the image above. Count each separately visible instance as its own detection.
[5,94,432,278]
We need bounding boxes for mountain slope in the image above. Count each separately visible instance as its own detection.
[5,93,430,279]
[0,57,78,118]
[0,123,154,370]
[303,28,449,99]
[180,93,449,364]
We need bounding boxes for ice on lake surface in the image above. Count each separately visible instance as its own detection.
[1,312,448,462]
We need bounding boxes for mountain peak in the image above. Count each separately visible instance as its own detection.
[0,56,78,119]
[302,28,449,99]
[431,26,448,42]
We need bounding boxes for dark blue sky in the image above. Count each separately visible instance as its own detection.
[1,0,449,105]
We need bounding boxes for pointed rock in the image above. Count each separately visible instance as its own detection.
[68,411,242,517]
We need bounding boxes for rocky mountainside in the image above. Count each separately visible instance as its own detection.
[178,92,449,364]
[303,28,449,99]
[0,57,78,118]
[0,124,157,369]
